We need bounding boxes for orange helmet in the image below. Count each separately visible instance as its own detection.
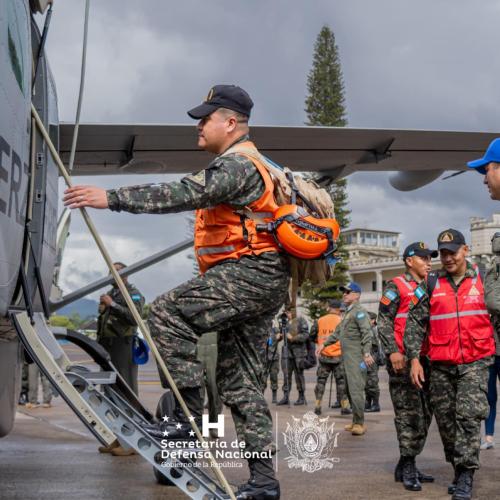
[271,205,340,260]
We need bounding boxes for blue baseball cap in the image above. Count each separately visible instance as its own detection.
[340,282,362,294]
[467,138,500,175]
[132,336,150,365]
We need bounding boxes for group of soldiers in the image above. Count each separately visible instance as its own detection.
[264,287,383,432]
[64,79,500,500]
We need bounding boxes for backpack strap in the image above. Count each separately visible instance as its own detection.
[426,271,439,297]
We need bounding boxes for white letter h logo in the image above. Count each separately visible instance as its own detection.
[202,414,224,437]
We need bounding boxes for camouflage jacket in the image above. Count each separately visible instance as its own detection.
[323,302,373,356]
[281,316,309,360]
[403,262,479,360]
[378,272,420,355]
[97,283,145,339]
[106,135,265,215]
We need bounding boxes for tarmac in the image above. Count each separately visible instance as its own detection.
[1,343,499,500]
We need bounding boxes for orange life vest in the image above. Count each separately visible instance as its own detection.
[194,141,280,273]
[317,313,342,357]
[428,270,495,364]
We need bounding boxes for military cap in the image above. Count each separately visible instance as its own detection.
[403,242,438,260]
[437,229,466,252]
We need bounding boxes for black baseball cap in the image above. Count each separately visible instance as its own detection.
[403,242,438,260]
[187,84,254,119]
[437,229,466,252]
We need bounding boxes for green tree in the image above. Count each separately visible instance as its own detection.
[49,315,77,330]
[303,25,351,319]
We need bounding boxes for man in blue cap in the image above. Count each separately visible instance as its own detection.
[467,138,500,200]
[323,282,375,435]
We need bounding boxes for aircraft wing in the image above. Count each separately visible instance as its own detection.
[60,123,499,189]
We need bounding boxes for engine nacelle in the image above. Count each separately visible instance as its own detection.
[389,169,444,191]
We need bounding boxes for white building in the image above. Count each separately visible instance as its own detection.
[470,213,500,264]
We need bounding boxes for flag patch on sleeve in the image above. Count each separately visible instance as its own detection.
[411,286,425,305]
[356,312,366,320]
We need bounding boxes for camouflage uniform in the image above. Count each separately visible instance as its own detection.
[404,263,492,469]
[365,326,381,404]
[263,326,280,393]
[107,135,290,452]
[310,320,347,406]
[97,282,145,395]
[280,316,309,398]
[197,331,222,426]
[378,274,432,458]
[324,302,373,425]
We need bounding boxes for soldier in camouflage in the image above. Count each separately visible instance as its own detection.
[263,325,280,404]
[277,310,309,406]
[96,262,145,397]
[323,282,375,436]
[378,242,436,491]
[364,312,381,413]
[404,230,494,500]
[64,85,287,500]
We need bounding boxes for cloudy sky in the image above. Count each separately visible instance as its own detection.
[43,0,500,304]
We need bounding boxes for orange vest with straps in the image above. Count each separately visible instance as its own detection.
[392,275,418,354]
[194,141,280,273]
[428,270,495,364]
[317,313,342,357]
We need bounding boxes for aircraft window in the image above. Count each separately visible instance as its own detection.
[7,1,29,96]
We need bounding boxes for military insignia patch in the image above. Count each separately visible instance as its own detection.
[205,88,214,102]
[132,294,141,302]
[186,170,206,187]
[380,296,391,306]
[469,285,480,296]
[385,290,397,301]
[411,286,425,305]
[439,232,453,243]
[356,312,366,320]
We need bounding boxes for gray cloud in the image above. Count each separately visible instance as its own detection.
[45,0,500,302]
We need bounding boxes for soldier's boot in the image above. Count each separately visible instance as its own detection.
[395,457,434,483]
[272,391,277,404]
[448,466,460,495]
[98,440,120,454]
[276,393,289,406]
[314,400,322,415]
[294,392,306,406]
[401,457,422,491]
[344,422,354,432]
[351,424,366,436]
[235,457,280,499]
[340,399,352,415]
[18,391,28,406]
[144,388,202,440]
[451,468,474,500]
[366,396,380,413]
[364,397,372,410]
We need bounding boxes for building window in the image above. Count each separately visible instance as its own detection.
[372,281,377,292]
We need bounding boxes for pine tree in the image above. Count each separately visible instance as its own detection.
[302,25,351,319]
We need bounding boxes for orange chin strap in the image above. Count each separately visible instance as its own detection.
[257,204,340,260]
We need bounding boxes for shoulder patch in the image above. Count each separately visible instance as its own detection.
[185,170,206,187]
[411,286,426,305]
[380,296,391,306]
[385,290,398,301]
[131,294,142,301]
[356,312,366,320]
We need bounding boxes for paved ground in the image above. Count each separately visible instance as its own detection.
[1,344,499,499]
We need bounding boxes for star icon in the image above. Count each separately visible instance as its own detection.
[162,415,169,422]
[188,416,195,422]
[163,430,169,437]
[176,423,182,430]
[189,430,195,437]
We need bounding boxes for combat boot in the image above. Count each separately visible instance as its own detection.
[395,457,434,483]
[451,467,474,500]
[314,406,321,416]
[366,396,380,412]
[272,390,277,404]
[401,457,422,491]
[365,397,372,410]
[351,424,366,436]
[344,423,354,432]
[276,393,289,406]
[235,458,280,499]
[340,399,352,415]
[294,392,306,405]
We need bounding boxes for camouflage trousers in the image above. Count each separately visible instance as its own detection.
[314,359,347,405]
[149,253,289,452]
[387,359,432,458]
[430,358,491,469]
[365,363,380,400]
[281,355,305,396]
[264,357,280,392]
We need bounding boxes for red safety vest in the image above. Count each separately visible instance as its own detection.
[428,270,495,364]
[317,314,342,357]
[194,141,280,274]
[392,275,418,354]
